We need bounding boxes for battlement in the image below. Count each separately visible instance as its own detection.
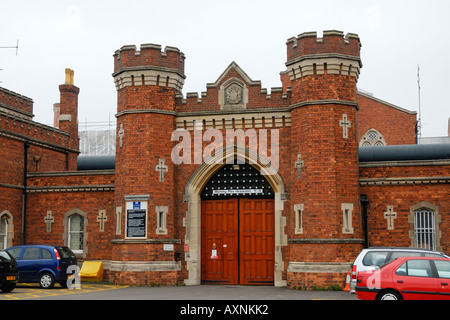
[286,30,361,64]
[113,44,185,92]
[0,86,34,119]
[286,30,362,81]
[113,43,185,76]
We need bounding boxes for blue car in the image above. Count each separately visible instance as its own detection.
[6,245,77,289]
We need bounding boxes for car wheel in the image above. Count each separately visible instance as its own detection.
[39,272,55,289]
[377,290,402,300]
[0,284,16,293]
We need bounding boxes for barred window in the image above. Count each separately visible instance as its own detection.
[414,209,436,251]
[68,214,84,253]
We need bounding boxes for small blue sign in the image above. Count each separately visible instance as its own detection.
[133,202,141,209]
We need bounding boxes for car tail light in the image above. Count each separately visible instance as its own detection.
[53,248,61,260]
[351,265,357,280]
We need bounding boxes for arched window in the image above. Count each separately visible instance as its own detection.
[68,213,84,254]
[359,129,386,147]
[0,216,8,249]
[0,211,13,249]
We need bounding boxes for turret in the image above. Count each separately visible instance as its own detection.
[110,43,185,284]
[287,31,363,276]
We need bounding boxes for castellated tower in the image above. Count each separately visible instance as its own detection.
[286,31,363,284]
[110,44,185,284]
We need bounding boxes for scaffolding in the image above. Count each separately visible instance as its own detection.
[79,121,116,155]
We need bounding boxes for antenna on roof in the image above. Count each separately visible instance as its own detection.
[417,64,422,140]
[0,39,19,83]
[0,39,19,55]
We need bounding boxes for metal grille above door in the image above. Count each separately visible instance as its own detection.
[200,163,274,199]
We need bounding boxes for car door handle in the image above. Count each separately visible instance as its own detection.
[442,282,448,286]
[34,263,39,266]
[397,280,404,283]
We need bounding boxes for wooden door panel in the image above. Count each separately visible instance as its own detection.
[201,199,238,284]
[239,199,275,285]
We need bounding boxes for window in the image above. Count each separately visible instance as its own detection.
[359,129,386,147]
[68,214,84,253]
[387,251,421,264]
[155,206,168,235]
[0,251,12,262]
[0,216,7,249]
[294,204,304,234]
[410,202,441,251]
[341,203,354,234]
[434,260,450,279]
[424,253,444,258]
[23,247,40,260]
[414,209,436,251]
[363,251,389,266]
[7,247,22,259]
[41,248,52,259]
[395,260,433,277]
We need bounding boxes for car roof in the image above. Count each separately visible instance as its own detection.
[393,256,450,263]
[366,247,445,253]
[7,244,60,249]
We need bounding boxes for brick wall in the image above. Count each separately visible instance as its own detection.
[0,87,33,117]
[360,163,450,252]
[25,172,115,260]
[175,65,291,113]
[357,92,417,145]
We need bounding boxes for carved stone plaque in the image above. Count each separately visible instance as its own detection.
[225,84,242,105]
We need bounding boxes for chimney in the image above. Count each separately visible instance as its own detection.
[58,68,80,170]
[53,103,60,128]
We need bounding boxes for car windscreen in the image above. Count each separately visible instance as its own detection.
[0,251,12,262]
[56,247,76,259]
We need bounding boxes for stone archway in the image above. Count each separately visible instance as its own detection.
[182,145,287,286]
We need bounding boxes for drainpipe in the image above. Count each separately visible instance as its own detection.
[22,141,29,245]
[360,195,369,248]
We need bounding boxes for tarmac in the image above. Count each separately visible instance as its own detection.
[2,284,361,318]
[1,283,359,301]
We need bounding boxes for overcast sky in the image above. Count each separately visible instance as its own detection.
[1,0,449,137]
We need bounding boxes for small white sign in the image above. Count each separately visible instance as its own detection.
[212,189,263,195]
[163,244,174,251]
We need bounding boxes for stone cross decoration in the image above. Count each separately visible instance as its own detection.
[97,210,107,232]
[339,114,351,139]
[384,205,397,230]
[156,158,168,182]
[294,154,305,179]
[118,123,125,148]
[44,211,54,233]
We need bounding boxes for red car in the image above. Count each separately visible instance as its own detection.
[356,256,450,300]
